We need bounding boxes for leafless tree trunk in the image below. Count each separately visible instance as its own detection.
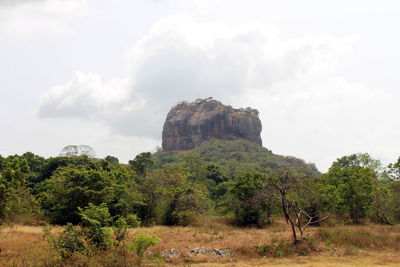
[269,171,329,244]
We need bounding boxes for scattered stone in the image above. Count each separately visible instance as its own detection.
[160,248,180,258]
[188,247,233,257]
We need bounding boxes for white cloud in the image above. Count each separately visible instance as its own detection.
[0,0,88,36]
[38,14,399,170]
[40,72,130,118]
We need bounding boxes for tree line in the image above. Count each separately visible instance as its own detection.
[1,149,400,241]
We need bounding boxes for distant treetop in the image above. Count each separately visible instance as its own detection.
[59,145,96,158]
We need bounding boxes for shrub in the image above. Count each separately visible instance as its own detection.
[128,232,161,265]
[113,217,128,249]
[78,203,113,249]
[256,238,316,257]
[46,223,87,260]
[126,214,141,228]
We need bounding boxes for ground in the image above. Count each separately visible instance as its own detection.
[1,218,400,266]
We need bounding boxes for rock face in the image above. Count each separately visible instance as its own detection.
[162,99,262,151]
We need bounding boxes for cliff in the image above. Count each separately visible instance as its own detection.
[162,99,262,152]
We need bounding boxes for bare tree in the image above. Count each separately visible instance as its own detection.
[59,145,96,158]
[268,170,329,244]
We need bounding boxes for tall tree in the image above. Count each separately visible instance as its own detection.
[322,154,377,224]
[129,152,153,177]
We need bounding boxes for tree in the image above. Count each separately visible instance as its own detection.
[0,157,39,224]
[230,172,273,226]
[105,155,119,165]
[39,166,115,224]
[156,163,210,226]
[268,170,328,243]
[129,152,153,177]
[386,157,400,180]
[59,145,96,158]
[293,176,340,226]
[322,154,377,224]
[0,155,4,170]
[20,152,45,185]
[205,164,228,201]
[332,153,382,172]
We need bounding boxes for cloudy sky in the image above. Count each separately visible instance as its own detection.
[1,0,399,171]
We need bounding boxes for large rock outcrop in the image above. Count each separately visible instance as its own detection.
[162,99,262,152]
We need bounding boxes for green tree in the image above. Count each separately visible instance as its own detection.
[0,154,4,170]
[386,157,400,180]
[205,164,229,203]
[0,157,39,223]
[129,152,153,177]
[158,163,210,226]
[20,152,45,185]
[322,154,377,224]
[105,155,119,165]
[332,153,382,172]
[230,172,273,226]
[78,203,113,249]
[39,166,115,224]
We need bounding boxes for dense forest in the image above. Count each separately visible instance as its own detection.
[1,139,400,265]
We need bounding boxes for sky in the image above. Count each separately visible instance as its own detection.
[0,0,399,171]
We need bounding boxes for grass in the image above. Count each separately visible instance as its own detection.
[1,218,400,266]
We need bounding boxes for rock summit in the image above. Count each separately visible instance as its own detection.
[162,98,262,152]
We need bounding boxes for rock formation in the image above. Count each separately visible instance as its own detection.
[162,98,262,152]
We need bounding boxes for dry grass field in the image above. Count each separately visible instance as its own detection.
[1,218,400,266]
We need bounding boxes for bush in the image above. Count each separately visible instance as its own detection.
[126,214,141,228]
[113,217,128,249]
[78,203,113,249]
[46,223,87,260]
[256,238,316,257]
[128,232,161,265]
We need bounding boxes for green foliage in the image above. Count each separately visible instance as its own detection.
[129,152,153,177]
[38,157,141,225]
[156,163,210,226]
[127,232,161,265]
[39,155,102,182]
[0,157,40,224]
[257,239,293,257]
[39,166,115,224]
[134,162,210,226]
[230,172,274,226]
[78,203,113,249]
[20,152,46,185]
[105,155,119,165]
[113,217,128,248]
[386,157,400,180]
[153,139,319,181]
[126,214,141,228]
[322,154,377,224]
[47,204,133,261]
[0,155,4,170]
[257,238,316,257]
[390,180,400,221]
[332,153,382,171]
[47,223,86,260]
[371,177,400,224]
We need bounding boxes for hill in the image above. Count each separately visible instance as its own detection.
[153,138,319,177]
